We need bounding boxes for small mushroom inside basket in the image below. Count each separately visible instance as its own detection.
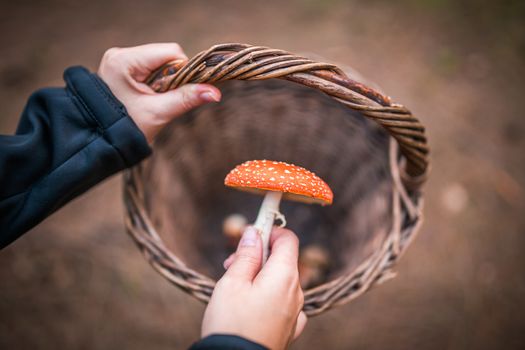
[222,213,248,247]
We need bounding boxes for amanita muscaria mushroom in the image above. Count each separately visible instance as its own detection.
[224,160,333,262]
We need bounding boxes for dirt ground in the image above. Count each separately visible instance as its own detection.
[1,0,524,349]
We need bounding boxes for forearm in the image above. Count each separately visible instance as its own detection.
[0,66,151,248]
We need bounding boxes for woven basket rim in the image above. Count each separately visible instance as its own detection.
[123,43,427,316]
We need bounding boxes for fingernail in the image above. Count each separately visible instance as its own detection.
[200,91,220,102]
[239,227,258,247]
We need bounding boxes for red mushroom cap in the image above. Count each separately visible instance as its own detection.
[224,160,333,205]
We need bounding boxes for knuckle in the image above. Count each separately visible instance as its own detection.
[276,227,299,245]
[288,232,300,246]
[279,227,294,235]
[236,252,260,268]
[274,250,299,266]
[101,47,124,68]
[179,89,198,111]
[171,42,182,52]
[103,47,120,60]
[278,267,299,284]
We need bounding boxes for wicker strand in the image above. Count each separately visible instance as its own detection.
[123,43,427,316]
[148,43,429,178]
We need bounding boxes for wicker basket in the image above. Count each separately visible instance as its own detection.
[123,43,429,316]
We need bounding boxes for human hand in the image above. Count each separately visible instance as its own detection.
[202,226,307,350]
[97,43,221,143]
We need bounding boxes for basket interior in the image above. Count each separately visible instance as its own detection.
[140,79,394,285]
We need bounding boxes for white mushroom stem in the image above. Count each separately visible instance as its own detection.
[254,191,284,263]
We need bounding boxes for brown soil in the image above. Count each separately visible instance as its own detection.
[1,1,524,349]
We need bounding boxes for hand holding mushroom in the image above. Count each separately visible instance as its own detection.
[203,226,307,349]
[224,160,333,263]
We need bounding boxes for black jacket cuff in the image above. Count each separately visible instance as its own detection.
[189,334,268,350]
[64,65,151,166]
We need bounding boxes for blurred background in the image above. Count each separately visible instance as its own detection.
[1,0,524,349]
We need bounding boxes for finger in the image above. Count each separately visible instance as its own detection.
[223,253,236,270]
[292,311,308,340]
[125,43,188,80]
[223,226,263,282]
[147,83,221,120]
[265,226,300,269]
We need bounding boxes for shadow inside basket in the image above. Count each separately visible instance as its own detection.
[141,79,393,287]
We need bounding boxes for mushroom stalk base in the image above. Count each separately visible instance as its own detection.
[254,191,283,263]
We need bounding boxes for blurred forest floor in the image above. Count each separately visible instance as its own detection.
[1,0,524,349]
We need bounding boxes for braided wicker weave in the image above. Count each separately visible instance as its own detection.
[123,43,429,316]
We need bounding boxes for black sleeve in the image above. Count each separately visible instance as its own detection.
[189,334,268,350]
[0,66,151,248]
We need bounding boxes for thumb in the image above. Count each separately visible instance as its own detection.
[224,226,263,282]
[147,83,221,120]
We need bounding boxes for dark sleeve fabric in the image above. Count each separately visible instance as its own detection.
[190,335,268,350]
[0,66,151,248]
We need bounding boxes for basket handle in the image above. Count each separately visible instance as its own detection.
[145,43,429,185]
